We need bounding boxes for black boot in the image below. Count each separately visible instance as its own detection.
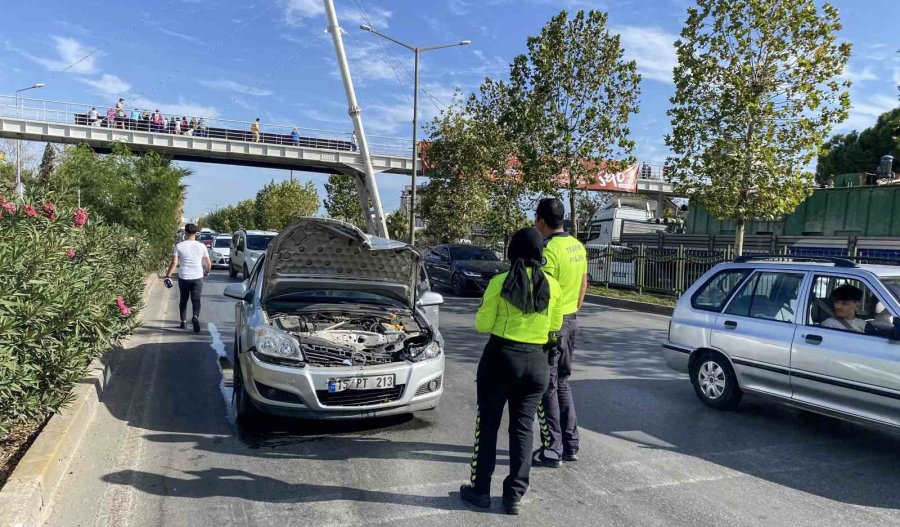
[179,320,186,329]
[192,316,201,333]
[459,484,490,509]
[502,497,520,515]
[532,447,561,468]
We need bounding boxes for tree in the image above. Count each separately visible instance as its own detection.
[420,177,486,243]
[324,173,364,229]
[509,9,641,237]
[37,143,59,188]
[255,179,319,230]
[666,0,851,255]
[385,208,408,240]
[816,107,900,184]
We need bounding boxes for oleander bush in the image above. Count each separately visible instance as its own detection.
[0,198,148,436]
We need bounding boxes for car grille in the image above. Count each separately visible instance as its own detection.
[315,385,405,407]
[300,343,398,367]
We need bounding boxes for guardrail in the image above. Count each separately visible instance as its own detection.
[588,244,900,297]
[0,95,411,157]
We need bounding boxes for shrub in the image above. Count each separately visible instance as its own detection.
[0,198,148,436]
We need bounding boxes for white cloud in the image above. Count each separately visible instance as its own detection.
[197,79,273,97]
[838,64,878,83]
[279,0,391,28]
[79,74,131,96]
[21,36,98,74]
[837,93,899,133]
[156,27,204,44]
[345,40,405,82]
[614,26,677,84]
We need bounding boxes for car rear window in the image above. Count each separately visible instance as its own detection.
[691,269,749,312]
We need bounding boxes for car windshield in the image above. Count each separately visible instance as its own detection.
[247,235,276,251]
[214,238,230,248]
[882,277,900,303]
[449,246,498,261]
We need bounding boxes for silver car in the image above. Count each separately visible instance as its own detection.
[224,218,445,425]
[664,256,900,429]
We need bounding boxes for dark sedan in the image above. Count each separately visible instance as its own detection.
[424,244,509,296]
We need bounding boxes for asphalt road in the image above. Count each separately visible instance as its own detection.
[44,270,900,527]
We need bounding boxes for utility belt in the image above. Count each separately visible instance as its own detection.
[563,313,577,320]
[488,334,546,353]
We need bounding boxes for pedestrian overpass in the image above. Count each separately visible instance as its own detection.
[0,95,675,195]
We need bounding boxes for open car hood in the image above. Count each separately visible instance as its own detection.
[261,218,421,307]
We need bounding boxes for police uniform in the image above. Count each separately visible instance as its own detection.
[468,268,562,504]
[537,232,587,461]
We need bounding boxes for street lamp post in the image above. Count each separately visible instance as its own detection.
[14,83,45,201]
[360,25,469,245]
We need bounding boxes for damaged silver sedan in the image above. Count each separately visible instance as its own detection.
[223,218,445,424]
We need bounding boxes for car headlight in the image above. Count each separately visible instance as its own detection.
[407,341,442,362]
[461,270,481,277]
[211,251,222,258]
[253,326,304,362]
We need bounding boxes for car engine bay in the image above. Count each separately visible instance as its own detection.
[269,311,432,367]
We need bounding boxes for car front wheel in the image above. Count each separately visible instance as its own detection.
[233,358,263,427]
[229,261,237,279]
[452,273,465,296]
[691,352,742,410]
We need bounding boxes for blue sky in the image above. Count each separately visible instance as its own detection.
[2,0,898,221]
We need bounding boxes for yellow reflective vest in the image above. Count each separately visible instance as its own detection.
[475,270,563,345]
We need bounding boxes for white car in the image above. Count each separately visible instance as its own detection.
[223,218,445,425]
[208,235,232,269]
[230,229,278,279]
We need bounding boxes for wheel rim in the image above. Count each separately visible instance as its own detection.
[453,274,461,293]
[698,361,726,400]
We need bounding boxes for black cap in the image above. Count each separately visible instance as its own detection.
[184,223,199,234]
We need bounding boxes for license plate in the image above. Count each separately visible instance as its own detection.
[328,375,395,393]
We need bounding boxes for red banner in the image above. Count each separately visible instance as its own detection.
[558,163,639,193]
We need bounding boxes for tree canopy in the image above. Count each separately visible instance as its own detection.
[666,0,851,254]
[324,173,364,229]
[816,107,900,184]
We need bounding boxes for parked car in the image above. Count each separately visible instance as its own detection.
[230,229,278,279]
[664,255,900,430]
[223,218,445,425]
[208,235,232,269]
[424,244,509,296]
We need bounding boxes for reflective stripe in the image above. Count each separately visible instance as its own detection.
[469,406,481,483]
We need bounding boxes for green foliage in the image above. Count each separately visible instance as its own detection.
[51,144,187,267]
[509,9,641,236]
[0,201,148,436]
[254,179,319,231]
[201,199,258,233]
[37,144,58,188]
[816,107,900,184]
[324,173,364,229]
[385,208,408,241]
[576,190,611,235]
[666,0,851,254]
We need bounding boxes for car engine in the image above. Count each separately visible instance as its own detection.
[270,312,430,367]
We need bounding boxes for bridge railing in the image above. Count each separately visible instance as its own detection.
[0,95,411,158]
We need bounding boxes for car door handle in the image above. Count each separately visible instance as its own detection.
[804,334,823,345]
[723,320,737,329]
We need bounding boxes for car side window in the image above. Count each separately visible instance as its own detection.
[691,270,748,312]
[806,275,895,337]
[724,271,804,323]
[438,247,450,261]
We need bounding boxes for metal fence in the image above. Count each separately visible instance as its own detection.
[0,95,411,157]
[588,244,900,297]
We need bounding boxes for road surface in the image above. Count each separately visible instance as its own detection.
[44,271,900,526]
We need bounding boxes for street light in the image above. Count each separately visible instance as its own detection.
[14,83,45,201]
[360,24,470,245]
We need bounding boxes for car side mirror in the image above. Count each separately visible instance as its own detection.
[893,317,900,341]
[418,291,443,307]
[224,283,247,301]
[417,291,443,331]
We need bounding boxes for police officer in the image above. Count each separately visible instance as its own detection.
[532,198,587,468]
[460,228,563,516]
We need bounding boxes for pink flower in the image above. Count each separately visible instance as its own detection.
[66,249,76,259]
[2,202,17,215]
[42,202,56,221]
[116,296,132,317]
[23,204,37,218]
[72,208,88,228]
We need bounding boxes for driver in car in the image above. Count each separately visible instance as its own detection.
[822,284,866,333]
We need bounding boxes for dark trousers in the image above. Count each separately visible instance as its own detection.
[178,278,203,321]
[539,315,579,456]
[470,335,549,501]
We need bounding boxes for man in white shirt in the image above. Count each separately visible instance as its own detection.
[165,223,211,332]
[821,284,867,333]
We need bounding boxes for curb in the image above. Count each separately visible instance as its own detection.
[0,273,157,527]
[584,293,674,316]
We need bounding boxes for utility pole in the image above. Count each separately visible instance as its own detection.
[14,83,45,201]
[323,0,388,237]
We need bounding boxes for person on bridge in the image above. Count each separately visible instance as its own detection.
[252,118,261,143]
[291,127,300,146]
[88,107,101,126]
[460,227,562,516]
[164,223,211,333]
[531,197,587,469]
